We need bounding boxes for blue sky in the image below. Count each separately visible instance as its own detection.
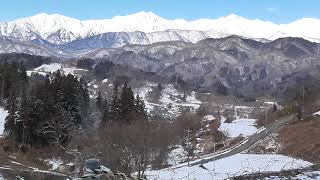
[0,0,319,23]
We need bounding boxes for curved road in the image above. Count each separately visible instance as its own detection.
[0,115,295,178]
[176,114,295,168]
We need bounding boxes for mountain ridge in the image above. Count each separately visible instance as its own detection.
[1,11,320,46]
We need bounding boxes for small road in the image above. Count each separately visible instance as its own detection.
[0,166,68,180]
[0,148,69,180]
[176,114,295,168]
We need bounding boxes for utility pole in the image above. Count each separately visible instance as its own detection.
[22,120,25,146]
[0,74,4,103]
[302,85,305,120]
[70,149,80,179]
[75,154,78,178]
[187,128,191,167]
[234,106,237,119]
[213,135,216,171]
[265,110,268,134]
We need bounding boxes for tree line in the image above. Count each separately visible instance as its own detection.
[0,60,28,101]
[96,82,146,124]
[3,67,90,148]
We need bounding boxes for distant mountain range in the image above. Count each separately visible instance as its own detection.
[1,11,320,97]
[83,36,320,96]
[1,11,320,58]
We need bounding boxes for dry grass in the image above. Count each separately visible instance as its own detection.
[279,116,320,163]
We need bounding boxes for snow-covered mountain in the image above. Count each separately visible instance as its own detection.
[2,11,320,46]
[0,36,58,56]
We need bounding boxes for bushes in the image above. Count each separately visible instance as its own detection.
[98,119,175,178]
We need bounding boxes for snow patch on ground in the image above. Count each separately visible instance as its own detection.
[34,63,62,73]
[0,107,8,136]
[46,158,63,170]
[202,115,215,122]
[219,117,258,138]
[146,153,312,180]
[167,146,187,166]
[312,110,320,116]
[159,85,201,116]
[101,78,108,83]
[264,101,276,105]
[265,134,281,152]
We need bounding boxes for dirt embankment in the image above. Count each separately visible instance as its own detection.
[279,116,320,164]
[231,164,320,180]
[249,115,320,164]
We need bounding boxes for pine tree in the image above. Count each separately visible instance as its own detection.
[134,95,147,121]
[110,83,121,121]
[102,97,109,122]
[80,77,90,117]
[4,93,20,143]
[120,82,135,122]
[96,91,103,111]
[272,103,278,112]
[19,90,29,145]
[18,62,28,92]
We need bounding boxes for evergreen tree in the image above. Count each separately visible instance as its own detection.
[102,97,109,122]
[157,83,163,90]
[134,95,147,121]
[19,90,29,145]
[18,62,28,93]
[272,103,278,112]
[4,93,20,143]
[119,82,135,123]
[80,77,90,117]
[110,83,120,121]
[96,91,103,111]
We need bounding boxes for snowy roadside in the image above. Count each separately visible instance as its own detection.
[0,107,8,136]
[145,153,312,180]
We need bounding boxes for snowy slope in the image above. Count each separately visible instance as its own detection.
[27,63,88,77]
[0,36,56,56]
[146,153,312,180]
[2,12,320,45]
[0,107,8,136]
[219,117,258,138]
[133,83,201,117]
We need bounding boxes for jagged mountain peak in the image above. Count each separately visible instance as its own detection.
[2,12,320,50]
[114,11,163,20]
[221,14,246,21]
[14,12,82,28]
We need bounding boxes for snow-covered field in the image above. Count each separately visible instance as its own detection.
[27,63,88,77]
[219,116,258,138]
[146,153,312,180]
[0,107,8,136]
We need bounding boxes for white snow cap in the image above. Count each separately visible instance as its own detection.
[1,11,320,44]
